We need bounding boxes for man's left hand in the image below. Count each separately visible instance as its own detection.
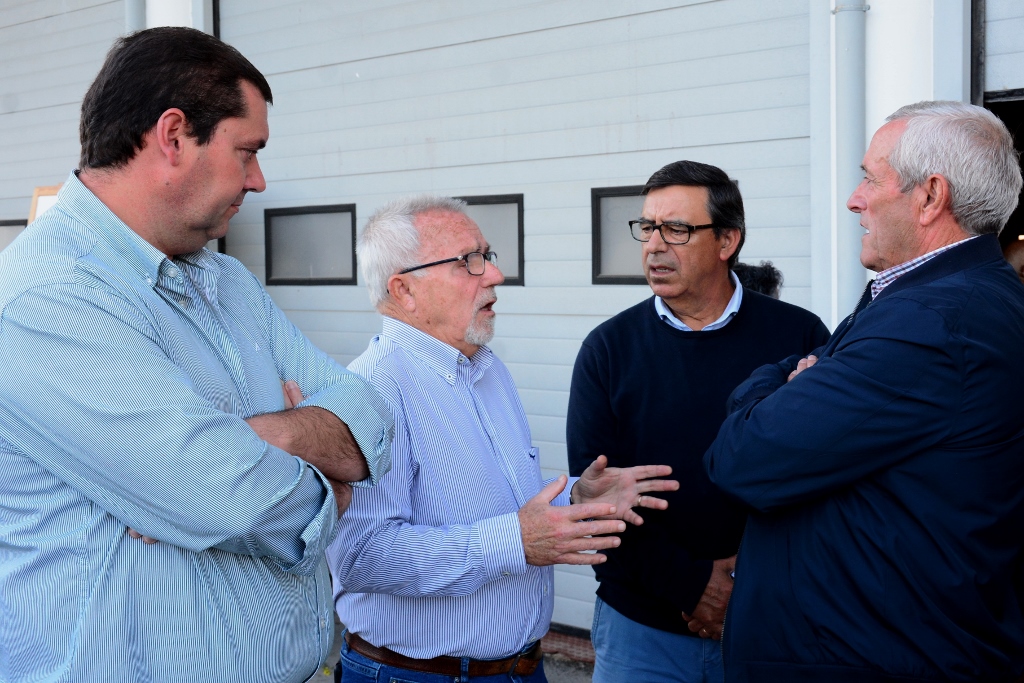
[787,354,817,382]
[571,455,678,526]
[682,555,736,640]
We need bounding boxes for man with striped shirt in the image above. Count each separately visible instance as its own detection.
[327,195,678,683]
[0,28,392,683]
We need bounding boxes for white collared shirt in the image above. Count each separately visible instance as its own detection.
[655,270,744,332]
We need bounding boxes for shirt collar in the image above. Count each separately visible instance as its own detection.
[655,270,744,332]
[60,171,219,294]
[870,236,978,299]
[381,316,494,384]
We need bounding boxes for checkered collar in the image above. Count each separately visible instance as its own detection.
[870,236,977,299]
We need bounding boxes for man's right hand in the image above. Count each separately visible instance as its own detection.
[327,478,353,516]
[518,475,625,566]
[682,555,736,640]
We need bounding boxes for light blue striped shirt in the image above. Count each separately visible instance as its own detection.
[0,173,393,683]
[328,317,572,660]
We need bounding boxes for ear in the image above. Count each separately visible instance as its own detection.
[917,174,951,226]
[151,108,190,166]
[387,273,417,312]
[717,228,741,263]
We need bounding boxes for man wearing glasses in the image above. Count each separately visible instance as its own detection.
[567,161,829,682]
[327,195,678,683]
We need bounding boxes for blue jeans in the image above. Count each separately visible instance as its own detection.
[335,632,548,683]
[591,596,724,683]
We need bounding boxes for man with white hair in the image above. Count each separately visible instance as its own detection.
[706,101,1024,681]
[327,195,678,683]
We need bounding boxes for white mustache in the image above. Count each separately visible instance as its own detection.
[475,289,497,310]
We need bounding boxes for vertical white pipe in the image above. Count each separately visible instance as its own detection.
[146,0,192,29]
[125,0,146,33]
[833,3,870,315]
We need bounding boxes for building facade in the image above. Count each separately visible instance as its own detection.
[1,0,1021,629]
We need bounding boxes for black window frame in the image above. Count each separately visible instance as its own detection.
[0,218,28,253]
[591,185,647,285]
[264,204,358,286]
[455,193,525,286]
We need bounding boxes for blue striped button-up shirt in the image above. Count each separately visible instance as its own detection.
[328,318,572,660]
[0,173,393,683]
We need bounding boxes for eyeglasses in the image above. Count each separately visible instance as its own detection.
[628,220,717,245]
[398,251,498,276]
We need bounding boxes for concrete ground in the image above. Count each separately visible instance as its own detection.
[311,624,595,682]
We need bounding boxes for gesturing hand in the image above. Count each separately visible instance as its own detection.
[571,455,678,526]
[518,475,626,566]
[682,555,736,640]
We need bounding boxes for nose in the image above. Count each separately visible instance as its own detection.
[644,225,668,253]
[846,181,866,213]
[246,156,267,194]
[484,258,505,287]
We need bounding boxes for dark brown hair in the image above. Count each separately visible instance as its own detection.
[643,160,746,268]
[80,27,272,169]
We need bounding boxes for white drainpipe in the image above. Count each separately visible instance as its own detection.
[833,3,870,316]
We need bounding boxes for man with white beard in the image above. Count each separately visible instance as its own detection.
[326,195,678,683]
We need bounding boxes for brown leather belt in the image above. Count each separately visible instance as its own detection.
[345,631,543,677]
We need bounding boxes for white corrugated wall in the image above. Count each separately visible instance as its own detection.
[986,0,1024,92]
[220,0,814,629]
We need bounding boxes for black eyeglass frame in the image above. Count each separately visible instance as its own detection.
[628,220,718,245]
[398,251,498,275]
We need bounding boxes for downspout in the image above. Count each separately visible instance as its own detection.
[833,3,870,316]
[125,0,146,32]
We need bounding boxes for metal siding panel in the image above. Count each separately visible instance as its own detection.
[215,0,813,630]
[0,0,122,220]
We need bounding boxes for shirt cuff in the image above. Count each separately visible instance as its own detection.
[552,476,579,507]
[301,374,395,487]
[274,464,339,576]
[477,512,529,581]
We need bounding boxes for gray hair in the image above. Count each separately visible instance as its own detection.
[357,194,468,308]
[885,101,1022,235]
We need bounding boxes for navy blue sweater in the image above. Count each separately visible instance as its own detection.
[567,292,829,634]
[707,235,1024,681]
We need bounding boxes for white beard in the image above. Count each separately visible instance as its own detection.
[464,314,495,347]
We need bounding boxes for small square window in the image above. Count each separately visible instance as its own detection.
[264,204,357,286]
[457,194,524,286]
[591,186,646,285]
[0,219,27,254]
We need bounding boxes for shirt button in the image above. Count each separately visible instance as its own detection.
[319,617,327,629]
[457,356,465,364]
[166,267,178,279]
[502,571,511,577]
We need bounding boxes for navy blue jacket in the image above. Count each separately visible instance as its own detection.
[705,235,1024,682]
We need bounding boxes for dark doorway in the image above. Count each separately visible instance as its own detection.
[985,93,1024,248]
